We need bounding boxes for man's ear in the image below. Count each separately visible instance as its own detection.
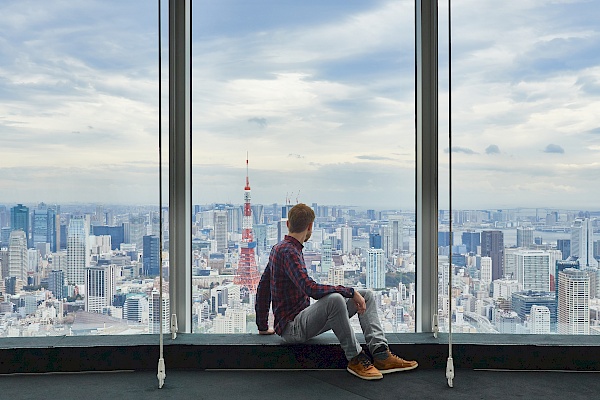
[308,222,313,231]
[286,220,290,229]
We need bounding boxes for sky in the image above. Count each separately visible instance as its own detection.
[0,0,599,211]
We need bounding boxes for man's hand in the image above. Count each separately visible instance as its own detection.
[353,290,366,314]
[259,328,275,335]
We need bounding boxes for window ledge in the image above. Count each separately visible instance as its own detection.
[0,333,599,374]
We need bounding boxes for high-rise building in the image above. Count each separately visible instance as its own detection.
[123,295,147,323]
[214,309,246,334]
[438,231,451,247]
[1,227,11,248]
[214,210,228,253]
[556,239,571,260]
[67,217,89,286]
[492,278,520,300]
[149,290,170,334]
[461,231,480,254]
[481,230,504,280]
[30,203,58,251]
[516,227,534,248]
[558,268,589,335]
[555,259,579,298]
[388,215,403,253]
[570,218,597,268]
[480,256,492,285]
[328,265,345,286]
[8,230,28,282]
[253,224,267,252]
[530,305,551,334]
[92,225,125,250]
[226,206,242,234]
[341,226,352,254]
[10,204,30,248]
[48,270,65,300]
[515,250,550,292]
[129,215,146,251]
[511,291,556,329]
[366,248,385,289]
[251,204,264,225]
[85,265,118,313]
[142,235,160,276]
[32,206,49,247]
[369,233,382,249]
[210,284,229,315]
[321,238,333,274]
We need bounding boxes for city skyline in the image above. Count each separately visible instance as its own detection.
[1,1,600,209]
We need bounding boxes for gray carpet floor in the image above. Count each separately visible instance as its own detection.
[0,369,598,399]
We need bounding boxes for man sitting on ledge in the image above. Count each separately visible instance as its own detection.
[256,203,418,380]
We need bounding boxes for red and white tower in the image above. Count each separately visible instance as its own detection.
[234,156,260,293]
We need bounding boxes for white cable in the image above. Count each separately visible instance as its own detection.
[156,0,166,389]
[446,0,455,388]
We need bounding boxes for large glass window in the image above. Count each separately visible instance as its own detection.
[192,1,416,334]
[0,1,161,336]
[440,0,600,335]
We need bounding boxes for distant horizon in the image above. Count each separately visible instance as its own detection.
[2,200,600,216]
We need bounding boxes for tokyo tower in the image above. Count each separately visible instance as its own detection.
[234,156,260,293]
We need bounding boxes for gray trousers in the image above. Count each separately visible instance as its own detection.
[281,289,388,360]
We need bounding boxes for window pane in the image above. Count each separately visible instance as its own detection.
[442,0,600,335]
[0,1,161,336]
[192,1,416,334]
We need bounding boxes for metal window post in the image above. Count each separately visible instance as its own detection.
[169,0,192,333]
[415,0,438,333]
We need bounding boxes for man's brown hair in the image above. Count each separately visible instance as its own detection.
[287,203,315,233]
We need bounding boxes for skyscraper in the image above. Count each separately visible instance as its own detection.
[461,231,480,254]
[48,270,65,300]
[321,238,333,274]
[570,218,597,268]
[129,215,146,251]
[149,290,170,334]
[32,205,49,247]
[515,250,550,292]
[142,235,160,276]
[85,265,118,313]
[10,204,29,248]
[558,268,589,335]
[92,225,125,250]
[214,210,228,253]
[512,291,556,330]
[480,256,492,285]
[388,215,403,253]
[366,248,385,289]
[481,230,504,280]
[341,226,352,254]
[369,233,382,249]
[67,217,89,286]
[8,230,28,282]
[516,227,534,248]
[529,305,551,334]
[124,295,147,323]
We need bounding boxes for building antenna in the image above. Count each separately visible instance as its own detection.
[245,152,250,190]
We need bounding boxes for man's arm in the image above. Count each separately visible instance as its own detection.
[255,263,272,333]
[283,250,354,300]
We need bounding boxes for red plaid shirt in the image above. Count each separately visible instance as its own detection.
[256,235,355,335]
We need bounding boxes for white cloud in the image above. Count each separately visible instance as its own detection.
[1,0,600,210]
